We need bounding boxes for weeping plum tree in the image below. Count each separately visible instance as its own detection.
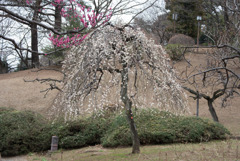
[51,24,188,153]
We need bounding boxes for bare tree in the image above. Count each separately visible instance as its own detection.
[176,0,240,122]
[180,48,240,122]
[133,0,171,45]
[0,0,48,67]
[202,0,240,45]
[134,14,171,45]
[0,13,16,71]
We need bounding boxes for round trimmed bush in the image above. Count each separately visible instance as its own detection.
[166,34,195,61]
[168,34,195,46]
[0,108,112,156]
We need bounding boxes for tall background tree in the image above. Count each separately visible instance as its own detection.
[134,10,171,44]
[201,0,240,45]
[165,0,204,38]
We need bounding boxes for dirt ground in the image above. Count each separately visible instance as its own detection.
[0,53,239,136]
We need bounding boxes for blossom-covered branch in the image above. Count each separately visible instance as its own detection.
[26,0,113,48]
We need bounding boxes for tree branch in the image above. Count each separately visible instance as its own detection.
[188,67,240,80]
[0,6,86,36]
[0,34,66,55]
[24,78,62,83]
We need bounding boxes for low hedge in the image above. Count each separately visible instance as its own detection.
[56,116,111,149]
[0,107,230,156]
[101,109,230,147]
[0,107,111,156]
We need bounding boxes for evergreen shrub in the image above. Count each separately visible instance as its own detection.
[165,44,184,61]
[0,107,230,156]
[101,109,230,147]
[57,115,110,149]
[0,107,52,156]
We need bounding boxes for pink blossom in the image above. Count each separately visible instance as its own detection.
[82,34,88,40]
[54,0,62,4]
[81,18,85,24]
[61,8,65,13]
[49,1,111,48]
[51,3,56,7]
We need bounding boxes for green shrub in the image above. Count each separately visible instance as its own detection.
[0,108,112,156]
[56,112,111,149]
[173,117,229,142]
[0,108,230,156]
[101,109,230,147]
[0,109,52,156]
[59,134,86,149]
[165,44,184,61]
[101,114,132,147]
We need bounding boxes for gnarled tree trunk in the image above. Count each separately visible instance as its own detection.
[120,62,140,154]
[207,99,219,122]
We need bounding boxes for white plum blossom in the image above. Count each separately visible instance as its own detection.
[50,25,189,120]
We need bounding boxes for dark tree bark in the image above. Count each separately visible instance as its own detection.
[54,3,62,32]
[182,86,220,122]
[31,23,39,67]
[207,99,219,122]
[0,58,8,74]
[120,59,140,154]
[31,0,42,67]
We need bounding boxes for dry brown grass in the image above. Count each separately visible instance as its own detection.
[0,66,62,116]
[3,139,239,161]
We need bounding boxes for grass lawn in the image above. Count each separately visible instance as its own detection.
[24,139,240,161]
